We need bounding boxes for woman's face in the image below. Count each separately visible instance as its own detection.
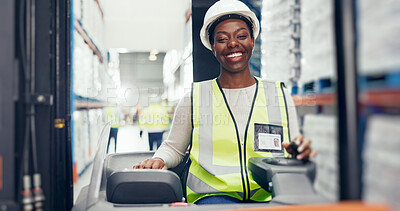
[211,18,255,74]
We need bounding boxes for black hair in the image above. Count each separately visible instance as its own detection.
[207,14,254,45]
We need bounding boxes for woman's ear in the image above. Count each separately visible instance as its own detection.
[211,45,216,55]
[251,37,255,53]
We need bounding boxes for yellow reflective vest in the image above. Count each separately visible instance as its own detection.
[139,103,170,132]
[106,106,120,128]
[187,77,291,203]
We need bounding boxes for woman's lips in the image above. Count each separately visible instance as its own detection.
[225,52,243,62]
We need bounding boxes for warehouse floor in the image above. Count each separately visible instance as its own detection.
[73,124,158,203]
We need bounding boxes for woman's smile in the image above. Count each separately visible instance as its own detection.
[225,51,244,62]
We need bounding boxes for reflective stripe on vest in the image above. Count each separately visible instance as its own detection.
[187,77,290,203]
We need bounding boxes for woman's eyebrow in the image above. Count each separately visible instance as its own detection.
[215,31,226,35]
[215,27,247,35]
[235,27,247,32]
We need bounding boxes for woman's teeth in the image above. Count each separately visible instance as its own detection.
[226,52,243,58]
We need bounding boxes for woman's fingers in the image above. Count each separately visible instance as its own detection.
[310,150,318,158]
[282,142,292,153]
[288,135,317,160]
[298,138,311,153]
[152,160,165,169]
[293,135,304,145]
[297,148,311,160]
[133,158,167,170]
[142,159,153,169]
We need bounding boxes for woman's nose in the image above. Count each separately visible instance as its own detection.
[228,38,239,48]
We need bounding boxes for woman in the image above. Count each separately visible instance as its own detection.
[134,0,315,204]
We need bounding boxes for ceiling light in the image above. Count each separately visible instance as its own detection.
[148,54,157,61]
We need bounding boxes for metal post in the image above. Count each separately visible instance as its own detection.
[192,0,220,82]
[0,0,19,209]
[333,0,361,200]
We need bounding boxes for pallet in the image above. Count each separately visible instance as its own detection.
[301,78,334,94]
[358,71,400,90]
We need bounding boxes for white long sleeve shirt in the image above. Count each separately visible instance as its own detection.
[154,83,300,168]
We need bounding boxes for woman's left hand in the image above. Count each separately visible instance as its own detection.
[282,135,317,160]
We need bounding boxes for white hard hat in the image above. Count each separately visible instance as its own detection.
[200,0,260,51]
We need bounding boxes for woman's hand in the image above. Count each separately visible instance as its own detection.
[133,158,168,170]
[282,135,317,160]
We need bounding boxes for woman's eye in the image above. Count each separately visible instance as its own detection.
[217,38,227,42]
[238,35,247,39]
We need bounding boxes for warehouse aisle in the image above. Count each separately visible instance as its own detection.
[115,124,150,153]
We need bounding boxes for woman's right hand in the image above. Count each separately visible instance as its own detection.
[133,158,167,170]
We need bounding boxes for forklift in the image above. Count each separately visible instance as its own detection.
[72,122,329,210]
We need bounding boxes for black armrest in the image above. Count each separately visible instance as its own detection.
[106,169,183,204]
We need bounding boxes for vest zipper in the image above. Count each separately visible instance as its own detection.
[216,79,247,201]
[216,78,259,201]
[243,79,259,201]
[240,140,249,200]
[280,82,291,141]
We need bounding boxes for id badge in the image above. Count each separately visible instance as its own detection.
[254,123,284,152]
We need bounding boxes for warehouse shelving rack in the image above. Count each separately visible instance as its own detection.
[70,0,109,185]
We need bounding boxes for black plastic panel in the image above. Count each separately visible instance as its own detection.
[106,170,183,204]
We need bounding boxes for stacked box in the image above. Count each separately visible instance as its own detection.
[73,30,96,98]
[261,0,295,85]
[363,115,400,210]
[92,54,102,93]
[72,0,111,183]
[88,109,105,159]
[73,0,106,99]
[73,30,107,99]
[72,0,81,20]
[300,0,335,86]
[80,0,104,53]
[74,0,104,50]
[303,114,339,201]
[358,0,400,74]
[73,110,90,174]
[73,108,108,175]
[81,0,94,41]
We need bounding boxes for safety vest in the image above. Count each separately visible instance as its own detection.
[187,77,291,203]
[139,104,170,132]
[106,106,120,128]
